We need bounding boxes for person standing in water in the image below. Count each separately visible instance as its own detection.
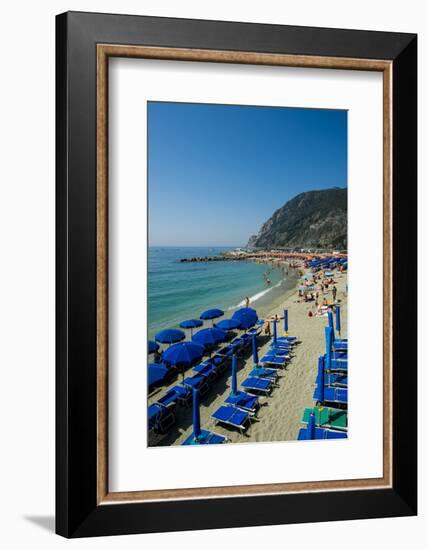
[245,296,250,308]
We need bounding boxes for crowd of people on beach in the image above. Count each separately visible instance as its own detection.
[293,271,342,319]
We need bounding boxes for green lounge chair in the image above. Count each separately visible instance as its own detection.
[301,406,347,431]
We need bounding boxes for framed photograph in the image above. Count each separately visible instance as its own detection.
[56,11,417,537]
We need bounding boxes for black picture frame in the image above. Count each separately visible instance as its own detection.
[56,11,417,538]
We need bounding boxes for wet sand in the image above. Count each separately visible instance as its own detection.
[149,266,348,446]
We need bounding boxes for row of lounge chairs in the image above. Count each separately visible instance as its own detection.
[298,305,348,440]
[307,256,348,272]
[148,328,260,436]
[210,326,300,435]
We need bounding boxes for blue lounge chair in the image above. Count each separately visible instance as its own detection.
[297,412,347,440]
[224,354,260,414]
[327,357,348,372]
[260,354,287,368]
[209,354,229,372]
[246,327,262,337]
[318,353,348,375]
[157,388,179,407]
[313,385,348,406]
[267,347,289,356]
[182,430,227,445]
[241,376,273,395]
[225,391,259,414]
[314,354,348,405]
[193,360,221,377]
[250,366,278,380]
[298,426,348,440]
[333,341,348,352]
[271,339,293,350]
[217,342,241,357]
[161,385,192,407]
[331,351,348,360]
[148,403,176,433]
[182,375,210,398]
[317,370,348,388]
[276,336,297,344]
[324,329,348,371]
[212,405,251,434]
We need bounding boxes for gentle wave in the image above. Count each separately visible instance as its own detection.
[227,280,283,310]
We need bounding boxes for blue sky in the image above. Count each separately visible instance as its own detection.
[148,102,347,246]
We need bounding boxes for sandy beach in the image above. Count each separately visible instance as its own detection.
[149,264,348,446]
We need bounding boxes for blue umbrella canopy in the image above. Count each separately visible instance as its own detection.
[148,340,160,354]
[200,308,224,320]
[148,363,169,390]
[214,318,241,331]
[232,310,257,330]
[306,412,316,440]
[179,319,203,330]
[234,307,258,318]
[179,318,203,336]
[192,327,227,348]
[155,328,186,345]
[163,342,205,368]
[335,305,341,335]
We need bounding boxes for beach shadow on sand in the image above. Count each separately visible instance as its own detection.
[152,335,279,445]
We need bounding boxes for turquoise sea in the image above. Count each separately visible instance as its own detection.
[148,247,294,339]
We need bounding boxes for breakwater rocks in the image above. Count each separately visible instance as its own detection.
[180,255,237,263]
[179,251,347,263]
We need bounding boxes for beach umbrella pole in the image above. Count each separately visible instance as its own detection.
[252,333,259,367]
[325,326,332,373]
[231,354,238,396]
[283,308,288,335]
[335,305,341,337]
[192,388,201,442]
[328,310,335,341]
[307,412,316,440]
[273,319,277,345]
[318,355,325,405]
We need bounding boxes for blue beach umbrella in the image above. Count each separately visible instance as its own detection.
[335,305,341,336]
[192,388,201,441]
[235,307,258,317]
[283,309,289,334]
[327,310,335,341]
[231,354,238,396]
[273,319,278,345]
[192,327,227,348]
[148,340,159,354]
[163,342,205,368]
[317,355,325,404]
[181,387,227,445]
[252,333,259,366]
[179,318,203,337]
[306,412,316,440]
[232,309,258,330]
[214,318,241,331]
[148,363,169,391]
[155,328,186,345]
[200,308,224,326]
[325,326,333,372]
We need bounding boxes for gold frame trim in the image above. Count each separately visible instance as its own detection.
[96,44,393,504]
